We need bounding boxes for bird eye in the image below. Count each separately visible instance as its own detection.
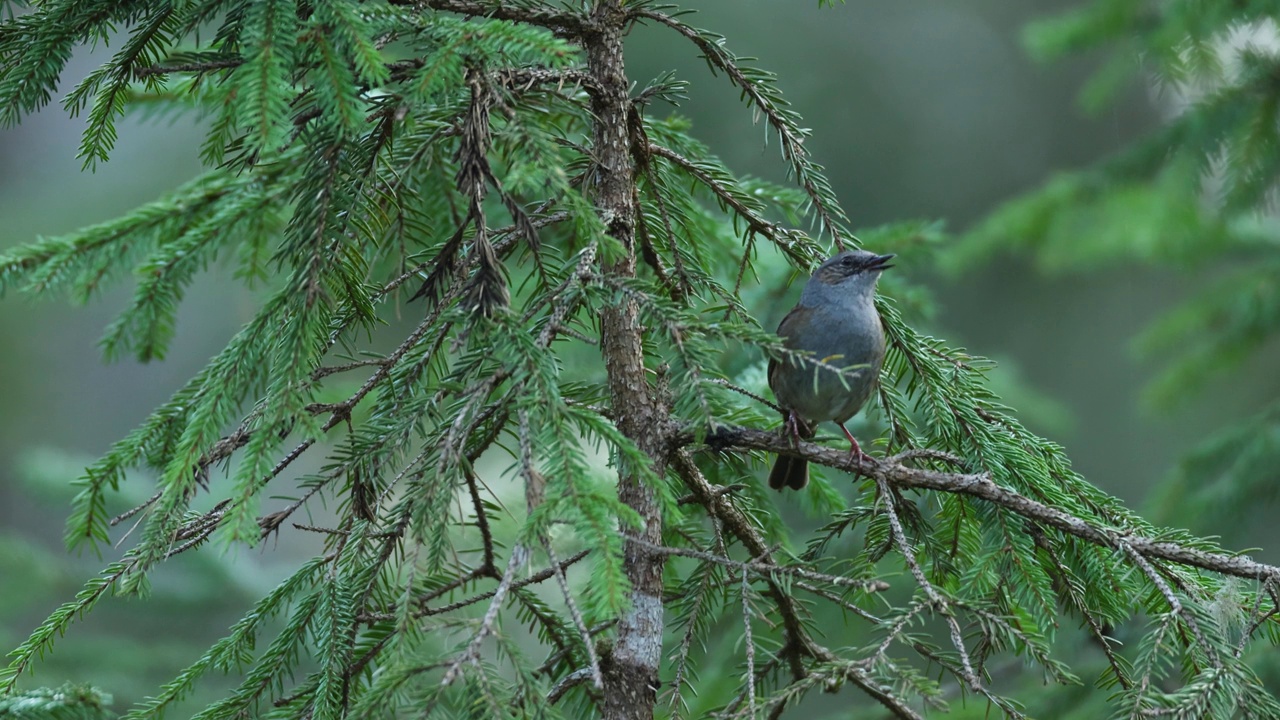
[841,256,855,266]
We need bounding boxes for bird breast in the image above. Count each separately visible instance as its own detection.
[771,302,885,424]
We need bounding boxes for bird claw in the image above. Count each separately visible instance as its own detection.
[841,425,873,475]
[783,410,803,447]
[848,448,874,475]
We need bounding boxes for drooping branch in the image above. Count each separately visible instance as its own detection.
[631,8,852,248]
[693,426,1280,584]
[671,451,928,719]
[646,142,815,265]
[439,545,531,686]
[673,421,1280,716]
[669,453,823,671]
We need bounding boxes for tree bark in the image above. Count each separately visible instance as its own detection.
[586,3,669,719]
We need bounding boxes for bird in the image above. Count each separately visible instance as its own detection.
[767,249,893,490]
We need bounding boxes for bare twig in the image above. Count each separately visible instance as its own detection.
[794,580,884,625]
[544,540,604,691]
[440,544,530,686]
[491,67,602,98]
[464,470,498,576]
[393,0,590,36]
[741,567,757,718]
[622,534,887,593]
[358,550,592,623]
[134,58,243,77]
[885,448,968,468]
[710,377,782,414]
[548,667,594,705]
[677,482,745,506]
[533,621,617,680]
[109,490,162,527]
[312,358,389,379]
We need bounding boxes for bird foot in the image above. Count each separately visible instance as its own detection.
[841,425,873,475]
[783,410,803,447]
[848,448,875,476]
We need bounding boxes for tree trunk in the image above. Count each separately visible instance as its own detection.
[586,3,669,719]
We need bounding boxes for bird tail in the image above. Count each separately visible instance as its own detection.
[769,455,808,491]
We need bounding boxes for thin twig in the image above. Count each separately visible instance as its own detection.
[741,567,757,718]
[464,470,497,575]
[794,580,884,625]
[544,539,604,691]
[440,544,530,686]
[648,143,811,265]
[134,58,243,77]
[1238,580,1280,659]
[633,13,849,247]
[621,534,888,593]
[312,358,389,379]
[359,550,592,623]
[547,667,593,705]
[710,378,782,414]
[874,476,981,692]
[109,490,161,527]
[1119,540,1222,668]
[533,621,617,679]
[885,448,968,468]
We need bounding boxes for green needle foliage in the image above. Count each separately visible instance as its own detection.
[0,1,1277,719]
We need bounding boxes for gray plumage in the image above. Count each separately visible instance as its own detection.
[767,249,892,490]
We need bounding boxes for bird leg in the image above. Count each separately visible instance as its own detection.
[839,424,872,473]
[784,410,803,447]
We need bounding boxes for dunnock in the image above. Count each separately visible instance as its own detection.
[768,250,893,490]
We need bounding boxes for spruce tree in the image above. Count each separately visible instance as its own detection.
[1,1,1278,718]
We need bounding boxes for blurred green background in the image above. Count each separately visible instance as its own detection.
[2,0,1269,714]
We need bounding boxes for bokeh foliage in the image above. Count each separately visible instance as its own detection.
[956,3,1280,550]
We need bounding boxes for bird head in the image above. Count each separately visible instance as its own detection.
[813,249,894,292]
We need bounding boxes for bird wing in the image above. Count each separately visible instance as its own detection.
[768,307,796,395]
[768,304,810,399]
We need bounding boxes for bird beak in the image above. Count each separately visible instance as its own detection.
[868,253,895,271]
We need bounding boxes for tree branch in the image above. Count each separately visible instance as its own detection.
[647,142,811,264]
[670,452,829,676]
[621,534,888,593]
[632,9,850,248]
[695,426,1280,583]
[390,0,590,36]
